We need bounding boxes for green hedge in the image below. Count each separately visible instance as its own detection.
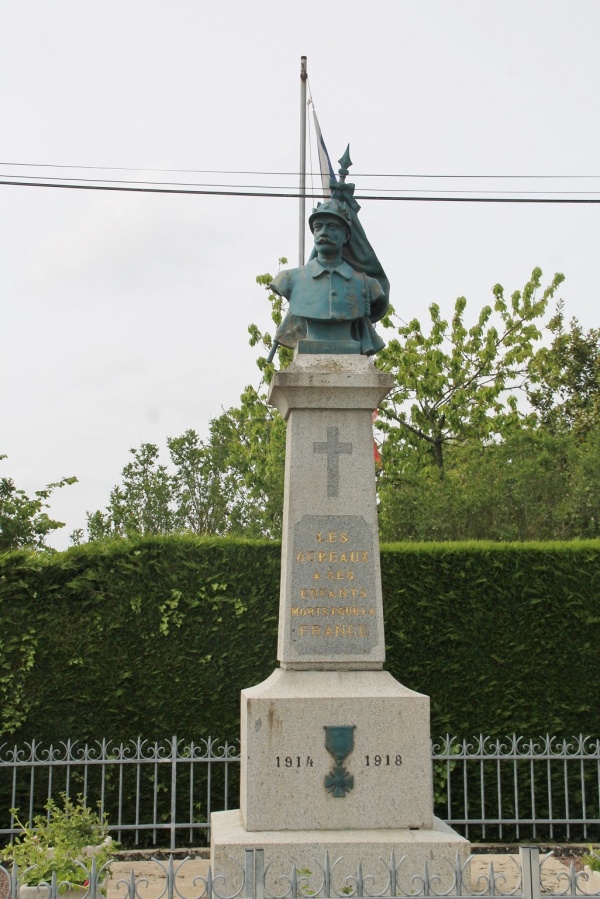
[1,536,599,745]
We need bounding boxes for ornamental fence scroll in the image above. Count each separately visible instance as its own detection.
[1,848,600,899]
[0,735,599,849]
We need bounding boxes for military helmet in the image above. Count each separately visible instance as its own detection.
[308,198,352,234]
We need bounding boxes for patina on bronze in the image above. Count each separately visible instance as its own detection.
[270,147,389,358]
[324,724,356,798]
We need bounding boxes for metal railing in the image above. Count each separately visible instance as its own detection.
[0,736,239,850]
[1,848,600,899]
[0,735,599,848]
[432,735,600,842]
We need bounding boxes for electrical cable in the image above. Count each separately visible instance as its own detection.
[1,178,599,202]
[0,160,598,180]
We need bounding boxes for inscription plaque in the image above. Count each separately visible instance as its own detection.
[290,514,377,655]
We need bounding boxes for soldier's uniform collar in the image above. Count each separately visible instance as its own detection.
[308,257,353,280]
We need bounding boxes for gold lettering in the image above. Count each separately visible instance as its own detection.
[335,625,345,637]
[299,625,309,637]
[322,607,328,615]
[328,590,335,598]
[360,589,367,598]
[340,532,348,543]
[307,607,314,616]
[318,551,327,562]
[369,607,375,615]
[329,551,338,562]
[314,572,321,580]
[296,552,305,562]
[291,608,300,615]
[312,625,321,637]
[339,552,348,562]
[348,625,357,636]
[310,589,319,598]
[339,589,348,599]
[361,552,369,562]
[350,552,359,562]
[336,571,344,579]
[300,589,308,599]
[352,607,359,616]
[317,533,324,543]
[359,625,369,637]
[350,588,357,598]
[320,589,327,597]
[328,532,337,543]
[325,626,334,637]
[347,571,354,580]
[307,552,315,562]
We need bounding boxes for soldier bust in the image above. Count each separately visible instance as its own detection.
[271,198,388,356]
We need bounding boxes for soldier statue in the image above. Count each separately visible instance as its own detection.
[269,147,389,358]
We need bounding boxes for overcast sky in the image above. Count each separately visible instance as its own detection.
[2,0,599,548]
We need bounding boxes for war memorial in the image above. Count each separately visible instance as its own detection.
[210,151,468,875]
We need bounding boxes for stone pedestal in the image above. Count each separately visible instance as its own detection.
[211,809,467,884]
[240,669,432,832]
[269,355,390,670]
[211,355,468,875]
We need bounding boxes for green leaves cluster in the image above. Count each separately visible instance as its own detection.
[0,457,76,552]
[528,301,600,436]
[377,268,565,470]
[0,794,115,887]
[372,267,600,542]
[84,415,285,542]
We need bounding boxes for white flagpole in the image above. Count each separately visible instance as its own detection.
[299,55,307,265]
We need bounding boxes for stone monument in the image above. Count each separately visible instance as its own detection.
[210,150,468,877]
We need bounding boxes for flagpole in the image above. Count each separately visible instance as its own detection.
[299,55,307,265]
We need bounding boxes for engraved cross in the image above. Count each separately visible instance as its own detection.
[313,427,353,497]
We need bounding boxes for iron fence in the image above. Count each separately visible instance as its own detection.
[1,847,600,899]
[0,736,239,850]
[432,735,600,843]
[0,735,599,849]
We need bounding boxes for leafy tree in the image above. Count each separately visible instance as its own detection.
[0,456,76,552]
[376,268,565,471]
[378,430,573,542]
[85,414,285,541]
[86,442,175,539]
[528,303,600,436]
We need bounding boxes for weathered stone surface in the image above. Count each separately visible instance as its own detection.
[240,669,433,832]
[211,809,469,884]
[268,356,392,669]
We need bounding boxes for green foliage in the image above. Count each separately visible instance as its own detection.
[528,303,600,436]
[380,540,600,737]
[584,847,600,872]
[86,421,285,542]
[1,538,600,746]
[250,258,294,383]
[376,268,564,470]
[0,794,116,887]
[0,456,77,552]
[0,536,280,743]
[378,422,600,542]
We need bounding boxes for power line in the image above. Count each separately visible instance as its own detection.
[1,178,599,202]
[0,160,598,180]
[2,171,599,196]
